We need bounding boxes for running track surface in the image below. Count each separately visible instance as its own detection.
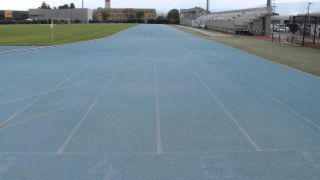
[0,25,320,180]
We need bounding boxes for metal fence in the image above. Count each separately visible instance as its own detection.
[272,15,320,47]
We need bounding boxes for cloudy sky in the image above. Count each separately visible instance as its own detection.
[0,0,318,12]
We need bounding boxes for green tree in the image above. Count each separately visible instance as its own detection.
[38,1,51,9]
[58,4,69,9]
[167,9,180,24]
[127,14,135,19]
[93,8,110,22]
[101,11,109,22]
[70,3,76,9]
[193,7,208,13]
[135,11,145,19]
[93,10,101,22]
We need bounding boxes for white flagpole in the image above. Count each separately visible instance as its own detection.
[51,20,54,44]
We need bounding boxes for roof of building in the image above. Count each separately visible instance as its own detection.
[106,8,156,11]
[210,7,272,15]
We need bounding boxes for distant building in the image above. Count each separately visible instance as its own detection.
[28,9,93,23]
[98,0,156,22]
[272,16,290,25]
[107,8,156,21]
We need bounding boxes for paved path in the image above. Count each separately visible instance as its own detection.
[0,24,320,179]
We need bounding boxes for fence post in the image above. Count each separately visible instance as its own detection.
[279,31,281,42]
[272,19,275,41]
[302,15,307,46]
[313,17,317,44]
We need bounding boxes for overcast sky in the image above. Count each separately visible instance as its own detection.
[0,0,318,12]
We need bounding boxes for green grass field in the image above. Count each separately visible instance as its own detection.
[176,25,320,77]
[0,24,134,46]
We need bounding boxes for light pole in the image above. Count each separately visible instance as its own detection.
[82,0,84,23]
[302,2,313,46]
[272,0,276,41]
[307,2,313,15]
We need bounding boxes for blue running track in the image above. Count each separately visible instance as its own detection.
[0,25,320,179]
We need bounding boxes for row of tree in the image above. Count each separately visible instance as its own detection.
[39,1,76,9]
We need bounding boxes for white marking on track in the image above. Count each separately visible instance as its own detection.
[154,62,163,154]
[1,98,92,129]
[188,64,262,151]
[269,71,320,96]
[1,62,94,125]
[214,61,320,130]
[56,59,127,155]
[153,32,163,155]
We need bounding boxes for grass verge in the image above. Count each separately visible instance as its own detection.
[0,24,135,46]
[175,25,320,77]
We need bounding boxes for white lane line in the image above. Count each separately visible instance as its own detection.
[56,98,98,155]
[0,98,92,129]
[188,64,262,152]
[0,79,146,130]
[0,62,92,125]
[154,62,163,154]
[213,61,320,130]
[2,146,320,156]
[0,47,49,54]
[56,60,126,155]
[269,71,320,96]
[0,60,153,108]
[213,51,320,97]
[0,95,36,107]
[0,26,135,55]
[178,25,320,79]
[0,68,49,91]
[153,32,163,155]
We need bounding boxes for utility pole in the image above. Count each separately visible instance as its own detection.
[206,0,210,12]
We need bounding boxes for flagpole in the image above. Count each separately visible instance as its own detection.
[50,20,54,44]
[51,26,53,44]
